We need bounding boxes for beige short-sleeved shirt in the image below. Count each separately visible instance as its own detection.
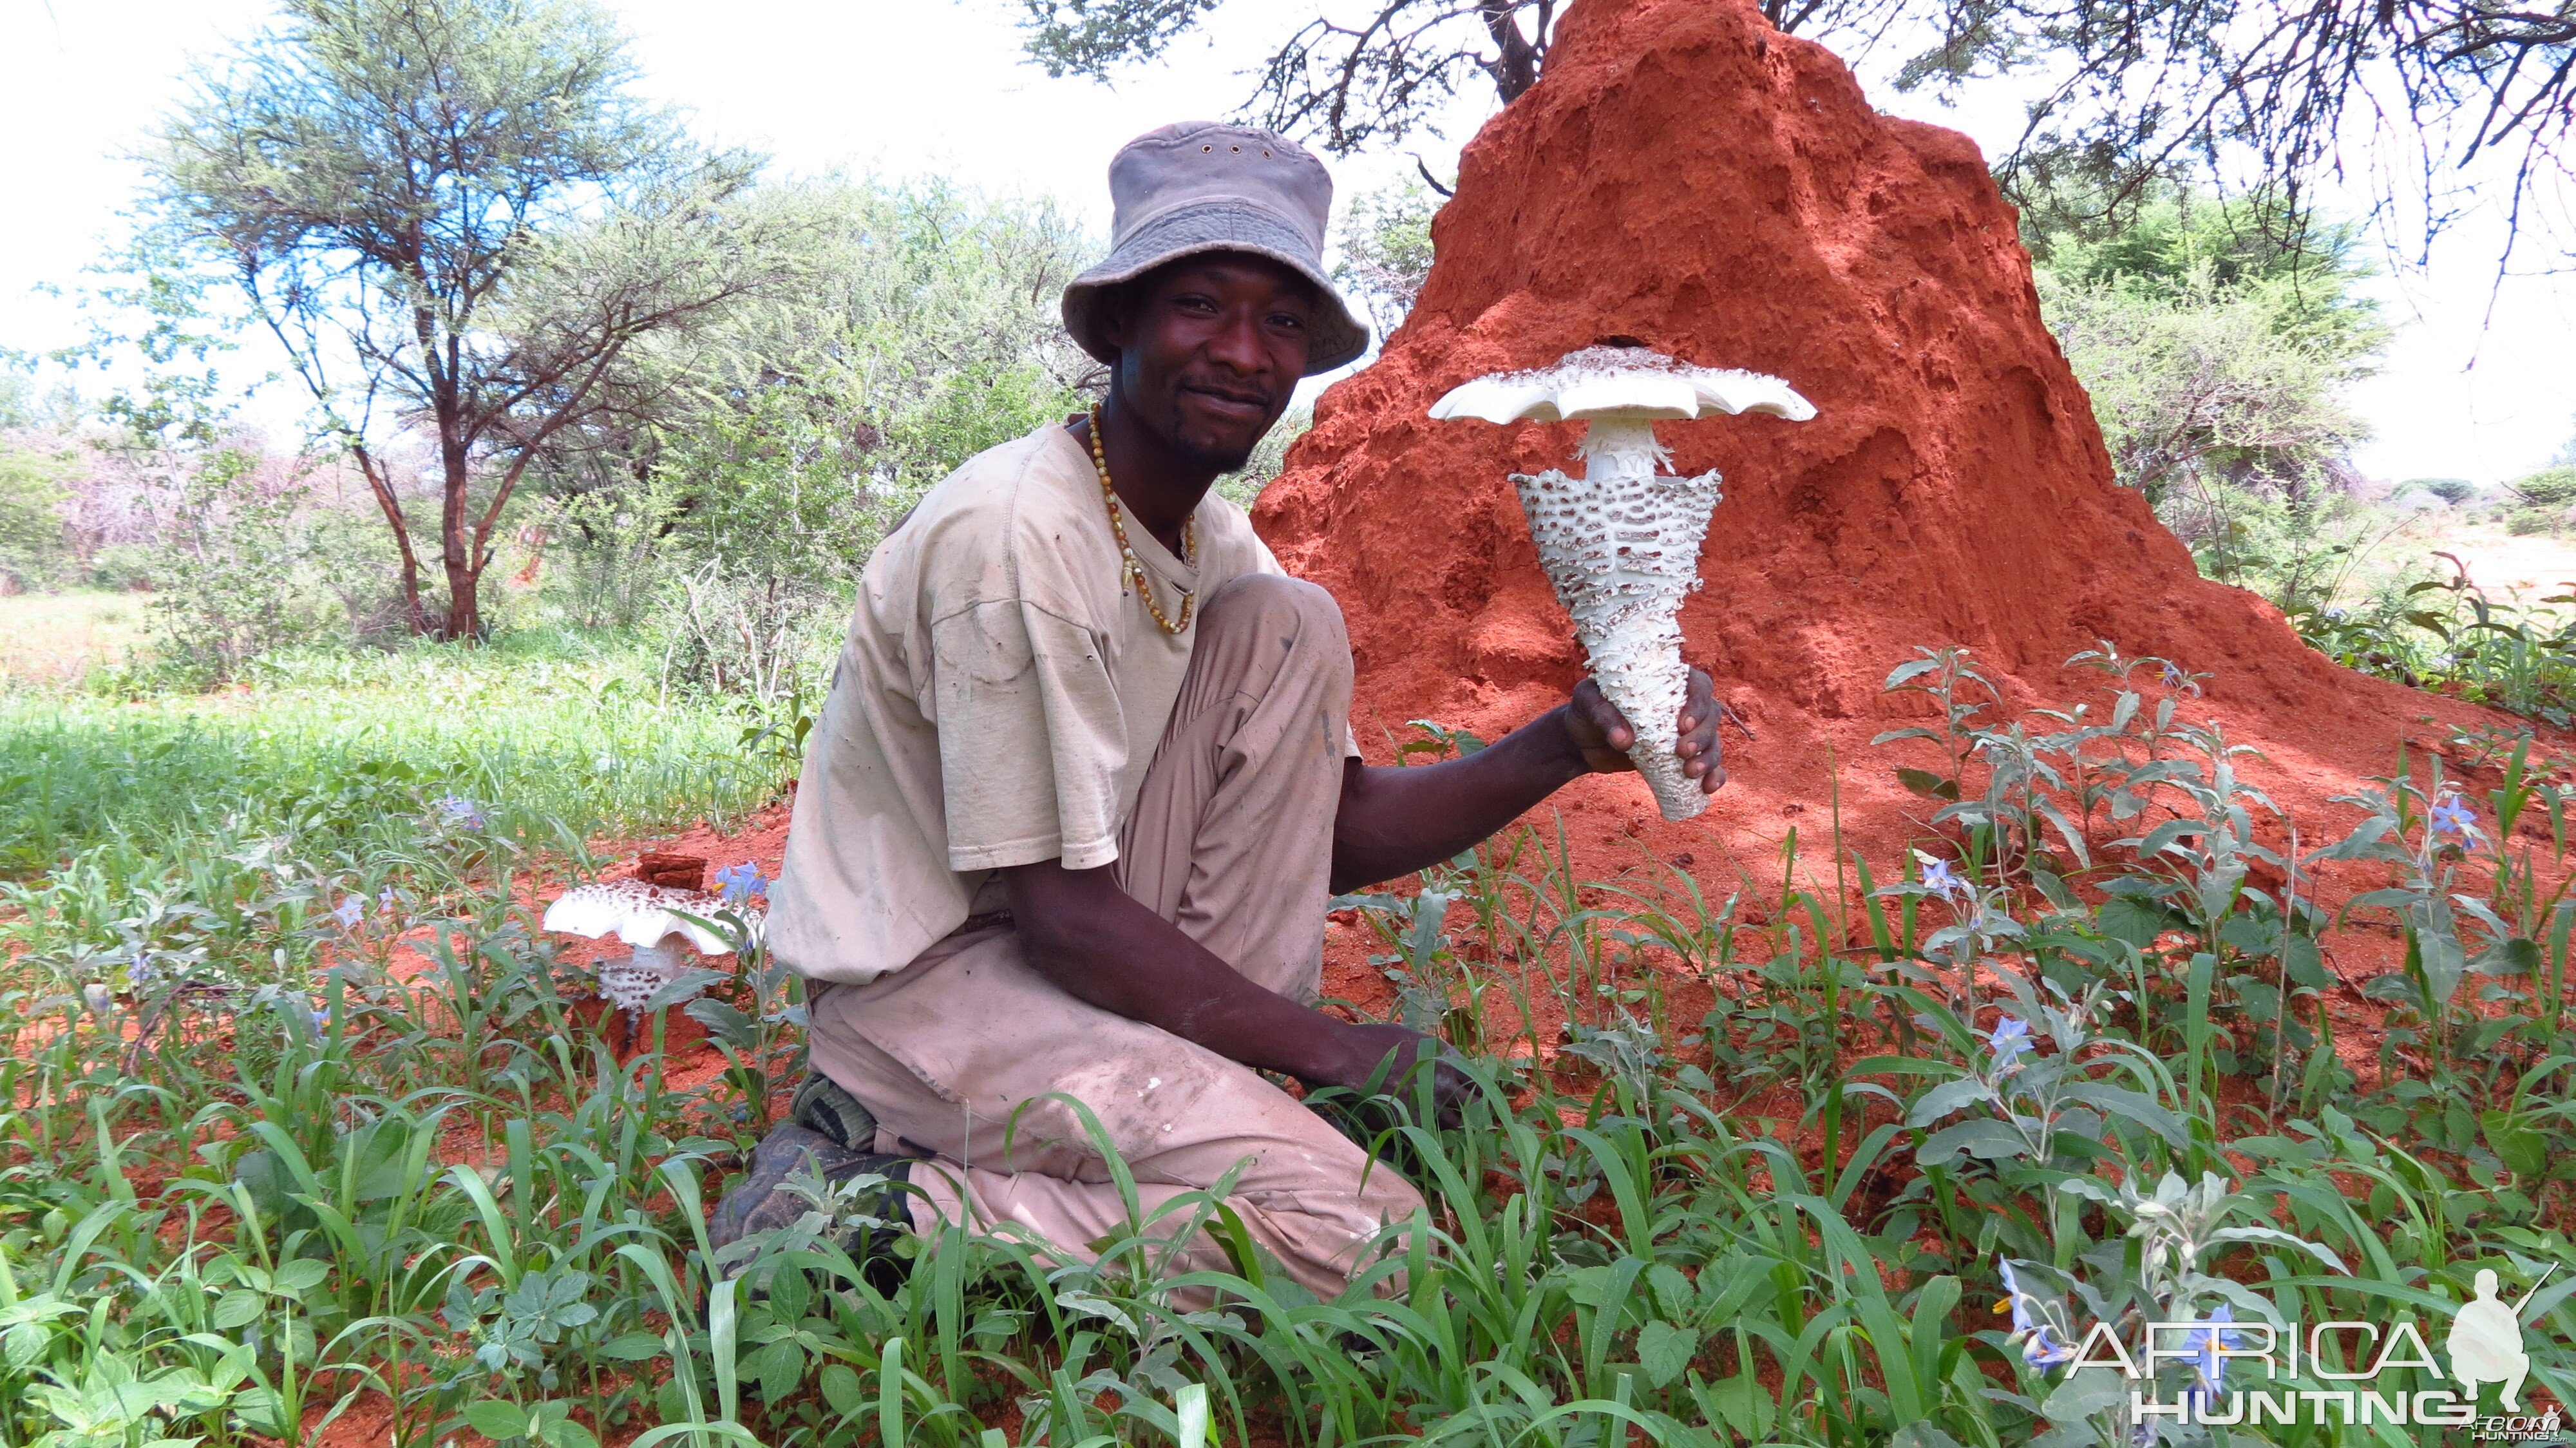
[768,420,1349,986]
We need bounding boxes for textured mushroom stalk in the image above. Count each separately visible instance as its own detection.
[1431,345,1814,824]
[1517,416,1722,821]
[600,938,687,1013]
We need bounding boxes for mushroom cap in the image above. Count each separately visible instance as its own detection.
[541,879,759,954]
[1429,346,1815,424]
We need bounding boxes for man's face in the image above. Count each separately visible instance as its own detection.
[1102,253,1313,473]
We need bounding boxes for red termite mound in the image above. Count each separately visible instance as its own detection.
[1256,0,2477,879]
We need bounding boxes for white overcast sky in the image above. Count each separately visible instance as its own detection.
[3,0,2569,484]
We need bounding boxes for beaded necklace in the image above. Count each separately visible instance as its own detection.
[1086,403,1195,635]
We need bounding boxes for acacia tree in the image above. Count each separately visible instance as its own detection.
[149,0,797,640]
[1020,0,2575,269]
[522,179,1096,681]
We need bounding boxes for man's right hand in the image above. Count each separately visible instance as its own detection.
[1006,860,1479,1127]
[1312,1021,1477,1128]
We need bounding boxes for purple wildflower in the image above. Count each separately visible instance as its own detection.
[2022,1327,2077,1369]
[2429,793,2484,845]
[435,794,486,830]
[1997,1259,2077,1370]
[1998,1259,2036,1333]
[1989,1016,2034,1069]
[1919,855,1966,902]
[333,895,365,929]
[2182,1305,2245,1397]
[714,862,769,906]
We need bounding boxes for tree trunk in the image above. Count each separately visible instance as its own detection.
[352,444,430,635]
[445,555,482,642]
[440,432,480,642]
[1481,0,1545,102]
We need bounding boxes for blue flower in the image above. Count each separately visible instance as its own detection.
[82,983,115,1016]
[333,895,365,929]
[2429,793,2484,844]
[1998,1258,2037,1334]
[1997,1259,2076,1370]
[2022,1326,2077,1369]
[2181,1304,2246,1396]
[309,1007,331,1034]
[435,794,486,830]
[1919,855,1966,902]
[1989,1016,2034,1069]
[714,862,769,906]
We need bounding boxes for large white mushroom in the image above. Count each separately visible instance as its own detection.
[1430,345,1815,821]
[541,879,761,1023]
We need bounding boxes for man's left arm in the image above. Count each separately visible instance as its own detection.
[1329,669,1727,895]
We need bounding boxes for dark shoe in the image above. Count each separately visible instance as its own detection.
[710,1121,915,1253]
[790,1071,878,1150]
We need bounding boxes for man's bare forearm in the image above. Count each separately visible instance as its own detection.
[1329,704,1589,893]
[1001,860,1383,1084]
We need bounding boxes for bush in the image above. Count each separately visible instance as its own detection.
[2165,475,2403,607]
[84,542,160,591]
[1216,406,1311,508]
[0,442,71,592]
[143,446,346,681]
[531,178,1091,642]
[648,557,842,707]
[2040,264,2378,508]
[2510,464,2576,509]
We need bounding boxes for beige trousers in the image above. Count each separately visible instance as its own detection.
[806,574,1426,1299]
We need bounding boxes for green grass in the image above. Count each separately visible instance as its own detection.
[0,591,151,690]
[0,631,781,979]
[0,636,2571,1448]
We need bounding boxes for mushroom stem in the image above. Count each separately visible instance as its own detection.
[630,937,685,982]
[1575,414,1672,481]
[1513,414,1723,823]
[1588,605,1705,821]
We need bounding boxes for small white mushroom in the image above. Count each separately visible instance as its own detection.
[541,879,761,1017]
[1431,345,1815,821]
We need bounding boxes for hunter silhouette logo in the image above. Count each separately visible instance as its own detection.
[2448,1266,2548,1415]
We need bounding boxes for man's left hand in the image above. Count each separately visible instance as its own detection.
[1562,667,1727,795]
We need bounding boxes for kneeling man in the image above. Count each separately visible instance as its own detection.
[719,121,1726,1297]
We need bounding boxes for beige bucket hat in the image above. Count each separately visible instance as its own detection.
[1061,121,1372,377]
